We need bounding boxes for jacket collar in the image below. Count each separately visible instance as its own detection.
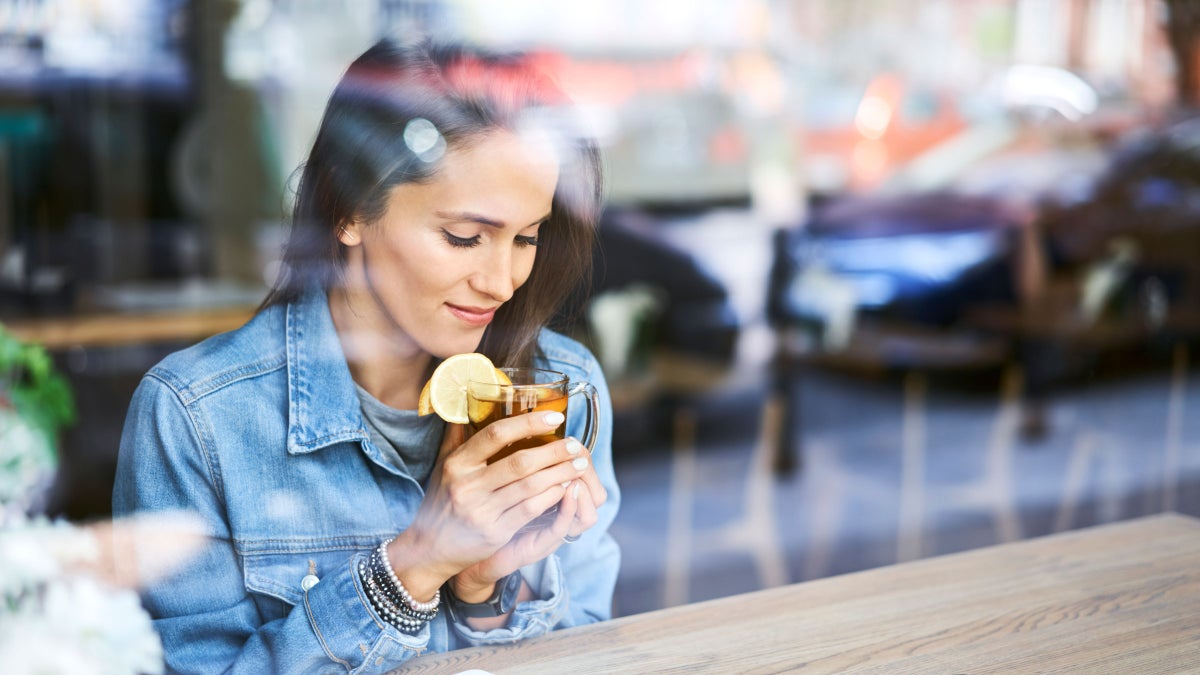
[285,287,370,454]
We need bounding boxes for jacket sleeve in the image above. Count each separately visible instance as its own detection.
[449,346,622,646]
[112,374,433,674]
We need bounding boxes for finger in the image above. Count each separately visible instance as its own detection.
[464,410,567,465]
[577,466,608,508]
[490,453,588,521]
[497,481,569,534]
[492,440,591,504]
[522,484,580,553]
[554,480,581,533]
[486,436,590,490]
[573,482,600,531]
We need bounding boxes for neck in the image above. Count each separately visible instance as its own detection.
[327,286,431,410]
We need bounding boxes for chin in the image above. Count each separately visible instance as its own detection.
[424,333,485,360]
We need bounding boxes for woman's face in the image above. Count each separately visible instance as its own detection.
[338,129,559,360]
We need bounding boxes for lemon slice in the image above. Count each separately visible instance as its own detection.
[424,353,508,424]
[465,366,512,425]
[416,379,434,416]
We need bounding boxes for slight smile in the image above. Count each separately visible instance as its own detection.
[446,303,498,327]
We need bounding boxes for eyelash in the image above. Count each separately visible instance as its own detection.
[441,231,540,249]
[442,231,481,248]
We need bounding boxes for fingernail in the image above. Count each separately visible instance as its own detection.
[561,481,571,489]
[544,411,565,426]
[572,456,589,471]
[572,483,580,499]
[565,438,583,455]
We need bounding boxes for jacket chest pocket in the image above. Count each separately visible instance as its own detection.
[240,538,381,621]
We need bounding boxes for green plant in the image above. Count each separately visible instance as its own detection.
[0,324,75,446]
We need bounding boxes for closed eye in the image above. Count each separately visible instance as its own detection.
[515,234,540,248]
[442,230,481,248]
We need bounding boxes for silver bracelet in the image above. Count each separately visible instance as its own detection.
[358,550,438,635]
[377,538,441,613]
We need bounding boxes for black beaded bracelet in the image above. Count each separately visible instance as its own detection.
[375,539,440,612]
[358,544,440,634]
[371,547,439,619]
[367,549,433,619]
[364,568,437,622]
[361,563,434,633]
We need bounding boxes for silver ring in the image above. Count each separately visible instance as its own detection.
[561,533,581,544]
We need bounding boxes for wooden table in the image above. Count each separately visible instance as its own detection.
[2,305,256,350]
[404,513,1200,674]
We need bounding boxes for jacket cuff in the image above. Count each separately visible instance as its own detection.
[449,554,568,646]
[302,552,432,671]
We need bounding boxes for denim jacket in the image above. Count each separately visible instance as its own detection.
[112,288,621,674]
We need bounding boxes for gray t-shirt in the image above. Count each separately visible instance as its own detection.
[355,383,443,486]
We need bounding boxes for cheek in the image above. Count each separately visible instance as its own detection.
[512,250,538,290]
[408,254,464,299]
[387,233,457,290]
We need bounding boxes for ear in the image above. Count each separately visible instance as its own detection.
[337,219,363,247]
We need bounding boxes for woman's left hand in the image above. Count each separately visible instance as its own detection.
[450,473,601,601]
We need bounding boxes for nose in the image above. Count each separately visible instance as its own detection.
[469,249,516,302]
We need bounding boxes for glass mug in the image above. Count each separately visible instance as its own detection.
[467,368,599,530]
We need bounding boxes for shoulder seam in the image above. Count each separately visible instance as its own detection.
[153,354,288,406]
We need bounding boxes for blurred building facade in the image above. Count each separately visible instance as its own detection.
[0,0,1185,296]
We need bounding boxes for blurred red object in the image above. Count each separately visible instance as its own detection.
[801,73,967,194]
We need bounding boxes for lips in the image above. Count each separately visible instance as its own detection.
[446,303,498,327]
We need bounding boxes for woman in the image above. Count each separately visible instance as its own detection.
[113,38,619,673]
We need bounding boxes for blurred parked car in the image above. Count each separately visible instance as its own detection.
[799,73,968,196]
[796,66,1120,198]
[770,110,1200,373]
[768,191,1022,370]
[766,110,1199,459]
[879,117,1111,208]
[770,118,1094,364]
[780,194,1023,324]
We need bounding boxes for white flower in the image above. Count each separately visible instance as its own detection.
[0,609,92,675]
[0,514,165,675]
[0,516,97,597]
[0,577,163,675]
[0,407,57,517]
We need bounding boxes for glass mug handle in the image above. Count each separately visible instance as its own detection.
[566,381,599,453]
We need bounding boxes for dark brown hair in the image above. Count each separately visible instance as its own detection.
[261,38,602,368]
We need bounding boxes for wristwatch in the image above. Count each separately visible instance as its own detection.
[446,572,523,618]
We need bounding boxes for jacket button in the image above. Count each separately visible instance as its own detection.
[301,574,320,591]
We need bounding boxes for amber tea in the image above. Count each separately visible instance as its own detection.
[469,386,568,463]
[466,368,600,531]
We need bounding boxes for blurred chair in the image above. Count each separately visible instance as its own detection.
[765,225,1011,476]
[662,394,788,608]
[897,364,1025,562]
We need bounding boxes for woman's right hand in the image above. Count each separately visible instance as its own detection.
[384,410,590,600]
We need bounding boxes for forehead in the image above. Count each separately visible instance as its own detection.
[449,128,560,191]
[385,129,559,223]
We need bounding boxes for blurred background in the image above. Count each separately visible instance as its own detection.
[2,0,1199,618]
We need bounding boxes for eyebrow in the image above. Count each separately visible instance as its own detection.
[435,210,551,229]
